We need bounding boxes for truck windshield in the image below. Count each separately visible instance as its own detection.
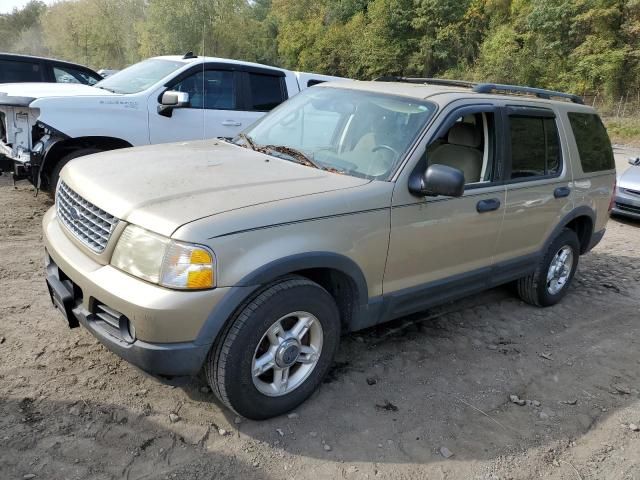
[240,87,436,180]
[95,59,185,94]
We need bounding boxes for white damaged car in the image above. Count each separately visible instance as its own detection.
[0,53,345,191]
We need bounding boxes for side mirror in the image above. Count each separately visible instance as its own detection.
[628,157,640,166]
[409,164,465,197]
[158,90,190,117]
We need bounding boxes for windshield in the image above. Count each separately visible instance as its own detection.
[95,59,185,94]
[240,87,436,180]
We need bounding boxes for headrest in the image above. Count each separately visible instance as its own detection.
[448,123,481,148]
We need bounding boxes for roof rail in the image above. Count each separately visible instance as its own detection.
[472,83,584,104]
[374,76,476,89]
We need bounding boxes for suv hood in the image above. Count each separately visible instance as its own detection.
[0,82,114,102]
[62,140,370,237]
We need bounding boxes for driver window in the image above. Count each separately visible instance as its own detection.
[172,70,236,110]
[427,112,495,185]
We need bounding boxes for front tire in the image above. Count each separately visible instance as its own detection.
[206,277,341,420]
[516,228,580,307]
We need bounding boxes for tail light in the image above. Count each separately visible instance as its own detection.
[608,178,616,212]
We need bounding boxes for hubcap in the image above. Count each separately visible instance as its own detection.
[546,245,574,295]
[252,311,323,397]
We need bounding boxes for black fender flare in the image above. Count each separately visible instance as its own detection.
[193,252,370,346]
[543,205,596,255]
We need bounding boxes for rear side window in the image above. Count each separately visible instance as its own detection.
[509,116,561,179]
[248,73,285,111]
[568,112,614,172]
[0,60,41,83]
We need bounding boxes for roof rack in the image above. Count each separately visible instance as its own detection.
[374,76,476,89]
[472,83,584,104]
[374,76,584,104]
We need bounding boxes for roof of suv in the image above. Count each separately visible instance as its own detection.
[319,80,593,111]
[0,52,98,72]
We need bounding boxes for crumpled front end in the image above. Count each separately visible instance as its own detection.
[0,100,47,185]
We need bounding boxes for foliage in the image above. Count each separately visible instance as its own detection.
[1,0,639,105]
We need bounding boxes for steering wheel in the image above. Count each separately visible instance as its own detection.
[372,144,400,158]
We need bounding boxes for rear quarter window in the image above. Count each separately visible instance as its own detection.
[568,112,614,173]
[0,59,42,83]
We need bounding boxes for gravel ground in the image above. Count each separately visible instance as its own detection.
[1,171,640,480]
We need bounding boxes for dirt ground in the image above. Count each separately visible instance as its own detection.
[1,171,640,480]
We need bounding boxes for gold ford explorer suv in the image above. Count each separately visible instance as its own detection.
[43,79,616,419]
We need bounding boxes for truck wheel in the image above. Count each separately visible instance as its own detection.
[47,148,101,196]
[516,228,580,307]
[205,276,341,419]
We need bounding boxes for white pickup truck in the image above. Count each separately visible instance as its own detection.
[0,54,345,190]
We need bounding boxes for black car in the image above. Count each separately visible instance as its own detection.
[0,53,102,85]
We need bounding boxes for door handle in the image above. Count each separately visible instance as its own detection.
[476,198,501,213]
[554,186,571,198]
[222,120,242,127]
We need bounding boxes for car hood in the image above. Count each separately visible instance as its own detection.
[0,82,115,101]
[619,166,640,189]
[61,140,371,237]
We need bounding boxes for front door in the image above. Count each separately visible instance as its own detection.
[384,105,506,317]
[148,68,245,143]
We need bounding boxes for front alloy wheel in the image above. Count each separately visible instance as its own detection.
[206,276,340,420]
[252,311,323,397]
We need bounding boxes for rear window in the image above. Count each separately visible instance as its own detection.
[248,73,286,111]
[568,113,614,173]
[0,60,42,83]
[510,116,561,179]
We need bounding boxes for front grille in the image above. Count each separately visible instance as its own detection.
[624,188,640,197]
[56,181,119,253]
[616,202,640,214]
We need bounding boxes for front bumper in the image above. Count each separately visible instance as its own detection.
[612,188,640,220]
[42,206,231,375]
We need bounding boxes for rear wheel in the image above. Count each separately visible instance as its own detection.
[47,148,102,197]
[205,276,341,419]
[516,228,580,307]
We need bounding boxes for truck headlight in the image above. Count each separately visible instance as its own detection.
[111,225,215,289]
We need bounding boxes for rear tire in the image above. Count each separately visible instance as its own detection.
[205,276,341,420]
[516,228,580,307]
[47,148,102,197]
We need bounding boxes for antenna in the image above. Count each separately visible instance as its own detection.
[201,21,205,140]
[183,51,197,59]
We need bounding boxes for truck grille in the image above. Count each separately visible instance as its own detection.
[56,181,119,253]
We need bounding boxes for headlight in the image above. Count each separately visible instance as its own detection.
[111,225,215,289]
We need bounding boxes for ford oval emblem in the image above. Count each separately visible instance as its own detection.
[69,207,81,223]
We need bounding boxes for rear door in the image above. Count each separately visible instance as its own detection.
[492,105,573,265]
[235,69,289,133]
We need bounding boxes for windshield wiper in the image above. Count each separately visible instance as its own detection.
[263,144,322,170]
[237,133,257,151]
